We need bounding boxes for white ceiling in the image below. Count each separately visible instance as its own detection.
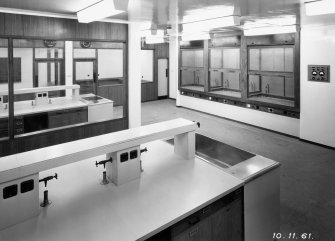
[0,0,335,31]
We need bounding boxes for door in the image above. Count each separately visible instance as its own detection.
[158,58,168,97]
[35,60,64,97]
[74,59,97,94]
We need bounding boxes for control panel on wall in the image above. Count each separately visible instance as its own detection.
[308,65,330,82]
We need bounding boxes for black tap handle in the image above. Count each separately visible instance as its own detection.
[95,157,113,169]
[39,173,58,187]
[140,147,148,154]
[193,121,200,128]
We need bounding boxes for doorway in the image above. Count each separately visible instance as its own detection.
[73,59,97,94]
[158,58,168,98]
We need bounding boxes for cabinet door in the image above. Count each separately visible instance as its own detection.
[211,200,243,241]
[173,218,212,241]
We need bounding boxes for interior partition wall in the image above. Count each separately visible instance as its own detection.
[0,13,128,157]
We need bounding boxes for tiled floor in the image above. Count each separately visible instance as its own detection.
[142,99,335,241]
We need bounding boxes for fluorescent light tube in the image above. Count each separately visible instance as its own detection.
[145,37,165,44]
[183,16,240,33]
[305,0,335,16]
[77,0,124,23]
[244,25,297,36]
[182,33,210,41]
[141,29,165,37]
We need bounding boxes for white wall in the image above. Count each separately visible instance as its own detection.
[300,25,335,147]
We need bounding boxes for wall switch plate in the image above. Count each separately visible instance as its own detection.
[308,65,330,82]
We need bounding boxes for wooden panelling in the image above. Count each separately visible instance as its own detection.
[141,82,156,102]
[98,84,125,106]
[0,118,128,157]
[141,43,169,102]
[0,13,127,41]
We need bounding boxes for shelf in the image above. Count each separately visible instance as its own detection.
[0,85,80,96]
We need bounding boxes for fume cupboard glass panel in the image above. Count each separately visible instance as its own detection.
[180,69,205,92]
[209,71,223,90]
[248,46,295,107]
[223,48,240,69]
[210,49,222,69]
[0,39,9,139]
[181,49,204,68]
[224,72,240,90]
[73,49,96,59]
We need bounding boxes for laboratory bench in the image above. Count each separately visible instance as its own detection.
[0,119,280,241]
[0,93,114,137]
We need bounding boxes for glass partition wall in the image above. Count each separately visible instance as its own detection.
[0,39,9,139]
[1,39,127,138]
[73,41,126,120]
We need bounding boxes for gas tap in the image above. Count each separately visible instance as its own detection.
[95,157,113,169]
[39,173,58,187]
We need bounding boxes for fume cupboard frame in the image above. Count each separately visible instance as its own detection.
[179,32,300,118]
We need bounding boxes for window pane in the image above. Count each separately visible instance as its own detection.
[284,47,294,72]
[285,77,295,98]
[210,49,222,69]
[209,71,222,89]
[261,76,285,96]
[248,75,260,93]
[261,48,284,72]
[249,49,260,71]
[223,48,240,69]
[181,50,194,67]
[73,49,96,59]
[98,49,123,79]
[194,50,204,67]
[223,72,240,90]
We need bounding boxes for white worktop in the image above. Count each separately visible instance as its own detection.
[0,140,243,241]
[0,118,197,183]
[0,95,113,118]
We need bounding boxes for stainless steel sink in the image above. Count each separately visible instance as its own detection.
[166,134,255,168]
[81,96,103,103]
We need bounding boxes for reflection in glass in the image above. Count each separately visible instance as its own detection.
[73,41,126,120]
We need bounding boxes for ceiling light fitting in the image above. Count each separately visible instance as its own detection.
[182,16,240,33]
[305,0,335,16]
[243,25,297,36]
[77,0,127,23]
